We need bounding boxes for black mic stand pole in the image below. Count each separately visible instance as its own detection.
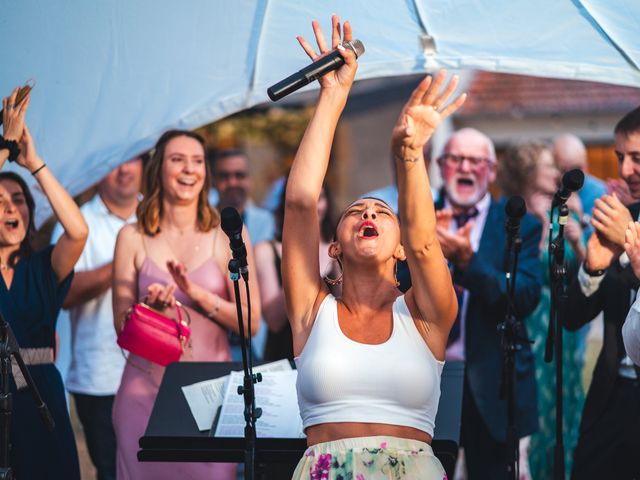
[544,202,568,480]
[498,229,527,480]
[0,313,55,480]
[228,259,261,480]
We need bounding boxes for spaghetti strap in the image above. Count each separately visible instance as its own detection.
[211,227,228,276]
[211,227,220,257]
[140,232,150,257]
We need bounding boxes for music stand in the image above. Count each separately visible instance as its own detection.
[139,361,464,477]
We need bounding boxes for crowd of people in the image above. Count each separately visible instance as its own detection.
[2,15,640,480]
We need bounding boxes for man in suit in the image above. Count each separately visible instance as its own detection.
[435,128,542,479]
[565,106,640,479]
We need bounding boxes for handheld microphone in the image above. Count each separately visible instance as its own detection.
[552,169,584,207]
[220,207,248,277]
[267,39,365,101]
[505,196,527,250]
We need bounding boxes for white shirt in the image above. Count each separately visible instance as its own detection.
[52,195,135,395]
[577,211,638,378]
[623,296,640,366]
[445,193,492,361]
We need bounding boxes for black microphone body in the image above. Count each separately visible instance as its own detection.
[552,169,584,207]
[267,40,365,101]
[505,196,527,250]
[220,207,248,274]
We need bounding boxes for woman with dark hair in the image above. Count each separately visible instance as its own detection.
[111,129,261,479]
[283,16,465,478]
[255,179,338,362]
[0,88,88,479]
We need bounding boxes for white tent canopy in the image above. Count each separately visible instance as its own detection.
[2,0,639,223]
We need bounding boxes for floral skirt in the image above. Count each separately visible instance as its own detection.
[291,435,447,480]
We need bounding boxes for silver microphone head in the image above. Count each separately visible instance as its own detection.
[343,39,365,59]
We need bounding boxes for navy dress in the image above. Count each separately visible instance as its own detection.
[2,246,80,480]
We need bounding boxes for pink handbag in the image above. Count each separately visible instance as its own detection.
[117,301,191,366]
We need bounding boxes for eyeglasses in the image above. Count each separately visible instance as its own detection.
[214,171,248,181]
[440,153,492,168]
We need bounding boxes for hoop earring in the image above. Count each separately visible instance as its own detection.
[323,258,343,286]
[394,260,400,288]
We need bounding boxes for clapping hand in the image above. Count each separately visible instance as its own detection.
[624,221,640,280]
[585,230,620,272]
[166,259,210,306]
[436,222,474,269]
[591,193,633,248]
[2,87,29,141]
[436,209,453,230]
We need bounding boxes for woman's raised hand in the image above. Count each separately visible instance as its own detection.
[16,125,44,173]
[2,87,29,142]
[167,259,207,303]
[392,70,466,161]
[296,15,357,93]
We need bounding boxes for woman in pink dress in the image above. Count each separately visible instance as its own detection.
[111,129,261,479]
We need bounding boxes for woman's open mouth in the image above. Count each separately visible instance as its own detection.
[358,221,379,238]
[4,219,19,231]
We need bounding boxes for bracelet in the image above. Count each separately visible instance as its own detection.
[0,135,20,162]
[31,164,46,176]
[207,294,221,319]
[393,153,421,163]
[583,262,605,277]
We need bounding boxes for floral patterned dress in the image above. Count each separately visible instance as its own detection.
[292,436,447,480]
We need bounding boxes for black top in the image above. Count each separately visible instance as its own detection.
[2,246,80,479]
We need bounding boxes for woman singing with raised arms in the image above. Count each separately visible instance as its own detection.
[284,15,467,479]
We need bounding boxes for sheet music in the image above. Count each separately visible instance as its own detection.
[214,369,305,438]
[181,359,293,431]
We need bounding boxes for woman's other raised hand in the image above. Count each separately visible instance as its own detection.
[391,70,466,161]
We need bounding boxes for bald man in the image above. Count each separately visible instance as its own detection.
[553,133,606,239]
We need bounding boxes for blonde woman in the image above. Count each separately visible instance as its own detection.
[111,129,260,480]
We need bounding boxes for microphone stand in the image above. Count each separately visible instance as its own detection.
[227,259,261,480]
[498,228,528,480]
[0,313,55,480]
[544,202,568,480]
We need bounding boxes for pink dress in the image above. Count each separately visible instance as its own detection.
[112,257,236,479]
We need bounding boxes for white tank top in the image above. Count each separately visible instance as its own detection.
[295,294,444,436]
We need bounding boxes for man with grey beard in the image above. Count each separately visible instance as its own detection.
[433,128,542,479]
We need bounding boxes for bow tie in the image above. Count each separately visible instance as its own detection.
[453,207,479,228]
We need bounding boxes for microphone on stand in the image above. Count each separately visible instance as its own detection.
[220,207,249,279]
[552,169,584,207]
[267,39,365,101]
[505,196,526,251]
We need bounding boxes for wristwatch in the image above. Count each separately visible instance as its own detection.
[583,262,605,277]
[0,136,20,162]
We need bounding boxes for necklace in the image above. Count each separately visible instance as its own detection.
[163,230,202,267]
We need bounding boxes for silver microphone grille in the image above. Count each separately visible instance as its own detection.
[343,39,365,59]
